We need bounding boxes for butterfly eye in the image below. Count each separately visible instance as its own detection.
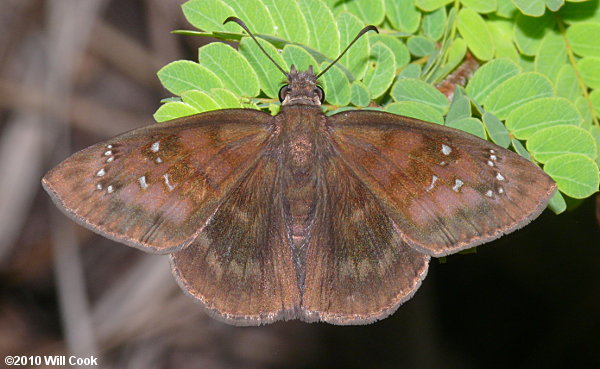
[316,86,325,103]
[278,85,289,102]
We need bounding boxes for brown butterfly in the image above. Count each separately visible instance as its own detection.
[42,17,556,325]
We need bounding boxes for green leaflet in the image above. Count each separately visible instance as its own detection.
[198,43,260,97]
[362,42,396,99]
[527,125,597,163]
[484,72,554,120]
[391,78,450,114]
[386,101,444,124]
[545,154,599,199]
[506,97,582,139]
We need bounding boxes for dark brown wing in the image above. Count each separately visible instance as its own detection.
[328,110,556,256]
[170,146,300,325]
[300,147,430,325]
[42,109,273,253]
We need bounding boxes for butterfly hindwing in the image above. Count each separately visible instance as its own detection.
[170,146,300,325]
[329,110,556,256]
[300,143,430,324]
[42,109,274,253]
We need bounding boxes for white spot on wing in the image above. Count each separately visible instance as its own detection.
[139,176,148,189]
[106,144,113,149]
[163,173,175,191]
[498,187,504,194]
[106,157,114,163]
[107,185,114,194]
[442,144,452,155]
[96,168,106,177]
[151,141,160,153]
[452,179,464,192]
[104,150,112,156]
[496,173,505,181]
[425,175,438,192]
[96,183,102,190]
[490,154,497,161]
[487,160,494,167]
[156,157,163,164]
[485,190,493,197]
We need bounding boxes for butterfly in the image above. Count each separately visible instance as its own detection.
[42,17,556,325]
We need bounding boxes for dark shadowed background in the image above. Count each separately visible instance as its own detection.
[0,0,598,368]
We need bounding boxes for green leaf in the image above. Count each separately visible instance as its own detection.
[422,7,447,41]
[496,0,518,17]
[591,89,600,117]
[577,57,600,89]
[576,96,594,126]
[589,125,600,166]
[225,0,276,35]
[534,32,567,82]
[282,45,320,73]
[333,0,385,25]
[261,0,309,44]
[527,125,597,162]
[560,0,600,24]
[567,22,600,57]
[416,0,453,12]
[298,0,340,59]
[458,8,494,60]
[386,0,421,33]
[506,97,581,139]
[429,37,467,83]
[482,112,511,148]
[351,81,371,107]
[513,0,546,16]
[239,37,286,98]
[460,0,497,13]
[181,90,220,112]
[153,102,198,122]
[407,36,436,57]
[337,12,370,80]
[512,138,532,160]
[545,0,564,12]
[391,78,450,113]
[399,63,422,79]
[369,34,410,69]
[446,94,471,124]
[319,62,351,106]
[465,58,520,104]
[489,23,520,62]
[484,72,554,119]
[446,117,487,139]
[544,154,599,199]
[198,43,260,97]
[513,12,555,56]
[385,101,444,124]
[555,64,580,101]
[362,42,396,99]
[181,0,238,33]
[210,88,242,108]
[157,60,223,95]
[547,191,567,214]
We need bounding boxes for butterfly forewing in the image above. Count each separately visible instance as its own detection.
[42,109,274,253]
[170,146,301,325]
[300,148,430,324]
[329,111,557,256]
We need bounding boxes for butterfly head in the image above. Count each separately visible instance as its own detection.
[279,65,324,106]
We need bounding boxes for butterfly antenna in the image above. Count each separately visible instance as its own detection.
[224,16,288,77]
[316,25,378,79]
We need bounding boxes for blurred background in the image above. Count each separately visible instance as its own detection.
[0,0,599,368]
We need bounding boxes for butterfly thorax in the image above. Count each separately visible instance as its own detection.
[276,104,325,285]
